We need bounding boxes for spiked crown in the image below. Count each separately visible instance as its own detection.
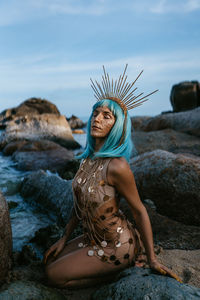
[90,64,158,115]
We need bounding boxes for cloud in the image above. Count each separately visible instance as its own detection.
[150,0,200,14]
[0,0,199,26]
[0,48,199,94]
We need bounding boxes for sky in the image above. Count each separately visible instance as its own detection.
[0,0,199,119]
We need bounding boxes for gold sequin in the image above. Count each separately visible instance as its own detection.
[101,241,107,247]
[117,227,123,233]
[115,241,121,248]
[88,250,94,256]
[98,249,104,256]
[99,180,105,186]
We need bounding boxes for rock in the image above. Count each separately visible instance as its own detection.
[5,140,74,175]
[120,200,200,250]
[146,206,200,250]
[20,170,74,225]
[29,224,63,250]
[0,281,65,300]
[0,191,12,284]
[0,113,80,150]
[157,249,200,288]
[0,98,60,128]
[132,129,200,157]
[92,267,200,300]
[139,107,200,137]
[16,245,39,266]
[170,81,200,112]
[130,150,200,226]
[67,114,86,129]
[131,116,152,131]
[7,201,19,209]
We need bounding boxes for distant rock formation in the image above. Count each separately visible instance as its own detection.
[170,81,200,112]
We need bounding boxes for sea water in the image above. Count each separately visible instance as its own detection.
[0,129,87,252]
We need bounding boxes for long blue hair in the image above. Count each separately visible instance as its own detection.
[76,99,136,162]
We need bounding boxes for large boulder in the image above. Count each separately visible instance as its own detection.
[131,116,153,131]
[0,113,80,150]
[130,150,200,226]
[0,191,12,284]
[20,170,74,225]
[0,98,60,128]
[92,267,200,300]
[132,129,200,157]
[137,107,200,137]
[3,140,74,175]
[157,249,200,288]
[170,81,200,112]
[120,200,200,250]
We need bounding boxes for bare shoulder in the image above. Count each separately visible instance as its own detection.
[107,157,131,185]
[109,157,130,173]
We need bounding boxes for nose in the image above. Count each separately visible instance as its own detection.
[93,112,102,123]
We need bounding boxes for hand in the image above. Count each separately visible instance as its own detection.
[43,236,67,265]
[149,259,182,283]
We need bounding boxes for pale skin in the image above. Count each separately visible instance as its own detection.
[43,106,181,288]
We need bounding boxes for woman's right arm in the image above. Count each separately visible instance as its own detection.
[62,207,79,242]
[43,207,79,264]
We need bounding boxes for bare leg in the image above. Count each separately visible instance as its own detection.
[45,244,133,289]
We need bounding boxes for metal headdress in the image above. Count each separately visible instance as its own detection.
[90,64,158,115]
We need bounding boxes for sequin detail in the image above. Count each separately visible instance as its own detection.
[98,249,104,256]
[101,241,107,247]
[88,250,94,256]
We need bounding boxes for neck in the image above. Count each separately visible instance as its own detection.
[94,138,105,152]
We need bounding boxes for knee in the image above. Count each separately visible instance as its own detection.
[45,264,70,288]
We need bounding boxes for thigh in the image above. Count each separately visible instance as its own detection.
[46,246,127,287]
[55,234,85,259]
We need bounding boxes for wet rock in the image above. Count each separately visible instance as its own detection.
[170,81,200,112]
[17,245,39,266]
[139,107,200,137]
[29,224,63,250]
[130,150,200,226]
[92,267,200,300]
[132,129,200,157]
[20,170,74,225]
[0,280,65,300]
[0,113,80,150]
[0,191,12,284]
[6,140,74,175]
[67,114,86,129]
[0,98,60,129]
[7,201,19,209]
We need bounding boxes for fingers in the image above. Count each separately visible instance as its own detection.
[43,247,56,264]
[156,264,182,283]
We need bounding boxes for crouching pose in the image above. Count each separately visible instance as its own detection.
[43,65,181,288]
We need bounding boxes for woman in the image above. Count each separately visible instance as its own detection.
[43,65,181,288]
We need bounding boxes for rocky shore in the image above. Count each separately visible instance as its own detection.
[0,94,200,299]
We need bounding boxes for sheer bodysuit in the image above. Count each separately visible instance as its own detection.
[72,156,143,267]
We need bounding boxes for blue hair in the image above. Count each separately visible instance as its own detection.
[76,99,136,162]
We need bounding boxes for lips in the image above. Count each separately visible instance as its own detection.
[92,125,101,130]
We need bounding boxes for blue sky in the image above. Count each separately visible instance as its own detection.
[0,0,199,119]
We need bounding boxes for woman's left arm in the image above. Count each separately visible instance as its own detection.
[107,158,182,282]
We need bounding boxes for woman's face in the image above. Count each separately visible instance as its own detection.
[90,106,115,139]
